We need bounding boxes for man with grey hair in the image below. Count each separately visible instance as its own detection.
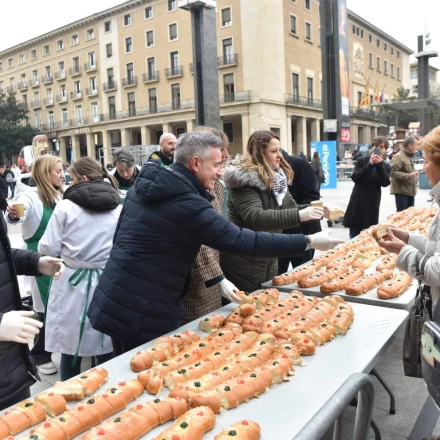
[110,148,141,203]
[390,136,419,211]
[88,131,343,355]
[148,132,177,167]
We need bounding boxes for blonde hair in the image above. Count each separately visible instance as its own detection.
[241,130,293,189]
[420,126,440,165]
[32,156,64,207]
[68,156,119,190]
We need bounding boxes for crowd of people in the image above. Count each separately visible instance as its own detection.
[0,124,439,421]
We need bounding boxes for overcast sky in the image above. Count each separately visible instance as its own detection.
[0,0,439,69]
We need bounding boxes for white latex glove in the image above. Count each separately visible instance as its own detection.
[299,206,324,222]
[309,230,345,251]
[0,311,43,343]
[219,278,242,303]
[39,256,65,280]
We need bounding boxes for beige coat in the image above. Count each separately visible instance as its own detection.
[390,149,417,197]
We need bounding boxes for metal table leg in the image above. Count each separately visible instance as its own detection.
[370,368,396,415]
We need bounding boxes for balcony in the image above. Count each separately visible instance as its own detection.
[219,91,251,104]
[142,71,159,83]
[121,76,138,88]
[41,123,58,131]
[86,87,99,96]
[18,81,28,91]
[70,91,82,100]
[30,100,41,109]
[29,79,40,88]
[69,66,81,77]
[350,107,384,123]
[43,97,55,107]
[41,74,53,84]
[285,94,323,110]
[218,54,238,68]
[56,94,68,103]
[55,70,66,81]
[6,85,17,94]
[84,62,98,73]
[165,66,183,78]
[103,81,117,92]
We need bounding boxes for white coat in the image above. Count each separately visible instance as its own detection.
[397,181,440,321]
[38,199,122,356]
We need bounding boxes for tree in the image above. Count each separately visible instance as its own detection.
[386,87,418,130]
[0,93,38,165]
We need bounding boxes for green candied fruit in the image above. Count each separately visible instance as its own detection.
[250,373,257,377]
[218,333,224,336]
[300,330,306,334]
[199,343,206,347]
[315,307,320,311]
[278,304,285,307]
[336,314,342,318]
[204,318,209,321]
[301,317,307,321]
[180,422,189,429]
[194,381,201,387]
[174,334,181,338]
[80,375,88,379]
[30,436,39,440]
[215,352,221,355]
[110,388,117,393]
[285,346,292,350]
[25,402,33,407]
[178,369,187,374]
[162,363,169,366]
[195,363,201,367]
[114,417,122,423]
[224,386,231,391]
[254,315,260,319]
[235,340,241,344]
[248,353,257,357]
[87,399,95,404]
[265,308,271,312]
[59,417,66,422]
[184,354,190,358]
[228,430,237,436]
[260,341,266,345]
[322,323,328,327]
[223,366,229,371]
[273,361,280,365]
[154,398,161,403]
[274,319,279,323]
[294,305,299,309]
[151,347,157,351]
[287,312,292,316]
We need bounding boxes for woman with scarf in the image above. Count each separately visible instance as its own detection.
[39,157,122,380]
[220,130,324,292]
[6,155,64,376]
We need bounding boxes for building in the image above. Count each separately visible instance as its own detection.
[0,0,412,162]
[409,62,440,98]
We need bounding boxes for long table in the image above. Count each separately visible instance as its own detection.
[262,258,417,311]
[5,297,408,439]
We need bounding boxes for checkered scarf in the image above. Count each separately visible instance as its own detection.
[272,168,288,206]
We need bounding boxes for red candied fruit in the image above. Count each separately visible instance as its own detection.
[197,411,204,416]
[118,381,126,386]
[77,406,84,411]
[282,355,288,359]
[208,338,213,341]
[204,358,210,362]
[172,436,180,440]
[249,320,254,325]
[303,339,309,344]
[238,380,245,384]
[103,394,109,398]
[267,324,271,328]
[44,422,51,428]
[175,396,182,400]
[136,404,143,410]
[212,372,219,376]
[48,392,54,396]
[242,421,249,425]
[136,351,141,355]
[225,347,230,351]
[98,429,106,436]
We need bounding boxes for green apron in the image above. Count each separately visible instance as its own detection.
[23,204,54,310]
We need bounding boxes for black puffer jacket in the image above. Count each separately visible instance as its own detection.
[88,161,307,345]
[0,216,41,410]
[63,180,120,211]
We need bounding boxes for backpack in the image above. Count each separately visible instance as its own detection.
[5,172,13,183]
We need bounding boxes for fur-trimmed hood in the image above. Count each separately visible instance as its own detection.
[223,166,267,191]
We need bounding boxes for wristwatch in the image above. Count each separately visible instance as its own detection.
[304,235,313,251]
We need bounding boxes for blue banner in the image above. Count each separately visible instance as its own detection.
[310,141,337,189]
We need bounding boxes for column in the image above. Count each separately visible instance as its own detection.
[162,123,171,134]
[71,134,81,161]
[285,116,293,155]
[141,126,151,145]
[120,128,130,147]
[186,119,194,133]
[350,123,357,144]
[296,117,307,156]
[241,114,249,154]
[86,133,95,158]
[370,126,376,141]
[101,130,112,167]
[311,119,320,142]
[59,137,68,163]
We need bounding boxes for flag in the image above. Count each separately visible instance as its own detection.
[379,85,385,103]
[374,83,380,104]
[359,83,371,108]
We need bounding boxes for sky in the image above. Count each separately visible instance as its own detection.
[0,0,439,69]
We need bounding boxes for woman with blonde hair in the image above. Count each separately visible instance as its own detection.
[6,155,64,376]
[220,130,324,292]
[39,156,121,380]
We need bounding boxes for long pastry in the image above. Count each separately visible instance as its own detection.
[345,269,394,295]
[199,315,226,333]
[377,271,413,299]
[272,262,322,286]
[298,265,348,288]
[34,392,67,418]
[320,269,364,293]
[214,420,261,440]
[376,254,398,271]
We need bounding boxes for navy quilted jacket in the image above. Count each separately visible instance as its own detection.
[88,161,307,345]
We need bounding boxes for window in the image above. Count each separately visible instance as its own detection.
[128,92,136,117]
[391,64,394,77]
[127,62,134,80]
[32,70,39,82]
[222,38,233,63]
[410,70,417,79]
[76,105,83,124]
[222,7,231,26]
[391,47,394,55]
[104,21,111,32]
[31,49,37,60]
[125,37,133,53]
[360,29,364,38]
[73,56,80,69]
[307,77,313,104]
[74,80,81,94]
[44,45,50,55]
[106,43,113,58]
[90,76,97,92]
[57,40,64,50]
[223,122,234,143]
[87,28,94,40]
[71,34,78,45]
[358,91,362,104]
[145,6,153,19]
[369,53,373,68]
[305,0,311,10]
[397,50,400,58]
[8,58,13,68]
[149,88,157,113]
[290,15,297,34]
[369,34,372,43]
[48,111,55,129]
[292,73,299,100]
[0,62,2,71]
[124,14,131,26]
[44,65,52,81]
[62,108,68,127]
[109,96,116,119]
[223,73,235,102]
[305,22,312,41]
[88,52,96,68]
[171,83,180,110]
[352,25,356,34]
[376,38,380,48]
[168,0,176,11]
[376,57,380,71]
[60,84,67,99]
[146,30,154,47]
[36,113,42,129]
[384,60,388,75]
[147,57,156,76]
[19,54,25,64]
[107,68,114,83]
[170,51,179,72]
[169,23,178,41]
[412,85,418,93]
[384,43,387,52]
[91,101,99,122]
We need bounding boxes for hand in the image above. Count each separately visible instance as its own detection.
[309,230,345,251]
[0,310,43,343]
[408,171,419,180]
[299,206,324,222]
[7,205,24,219]
[371,155,383,164]
[377,228,407,254]
[383,227,409,244]
[39,256,65,280]
[219,278,242,303]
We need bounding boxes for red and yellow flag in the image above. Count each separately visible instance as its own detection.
[374,83,380,104]
[359,83,371,108]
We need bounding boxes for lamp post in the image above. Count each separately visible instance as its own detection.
[178,0,221,129]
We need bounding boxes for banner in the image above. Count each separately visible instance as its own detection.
[311,141,337,189]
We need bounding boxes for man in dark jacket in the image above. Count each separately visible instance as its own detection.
[88,131,343,355]
[278,150,322,274]
[343,136,391,238]
[148,133,177,167]
[0,216,64,410]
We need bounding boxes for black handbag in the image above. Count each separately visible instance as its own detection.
[403,253,433,378]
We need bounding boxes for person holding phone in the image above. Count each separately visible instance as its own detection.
[343,137,391,238]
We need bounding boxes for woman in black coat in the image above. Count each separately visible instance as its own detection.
[343,137,391,239]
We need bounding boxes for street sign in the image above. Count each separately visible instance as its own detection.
[310,141,337,189]
[324,119,338,133]
[341,128,351,142]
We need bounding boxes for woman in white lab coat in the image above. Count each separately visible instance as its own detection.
[39,157,122,380]
[6,155,64,376]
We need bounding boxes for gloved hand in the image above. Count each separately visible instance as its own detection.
[0,311,43,344]
[219,278,242,303]
[39,256,65,280]
[299,206,324,222]
[309,230,345,251]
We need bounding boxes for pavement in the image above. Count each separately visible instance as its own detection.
[5,179,440,439]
